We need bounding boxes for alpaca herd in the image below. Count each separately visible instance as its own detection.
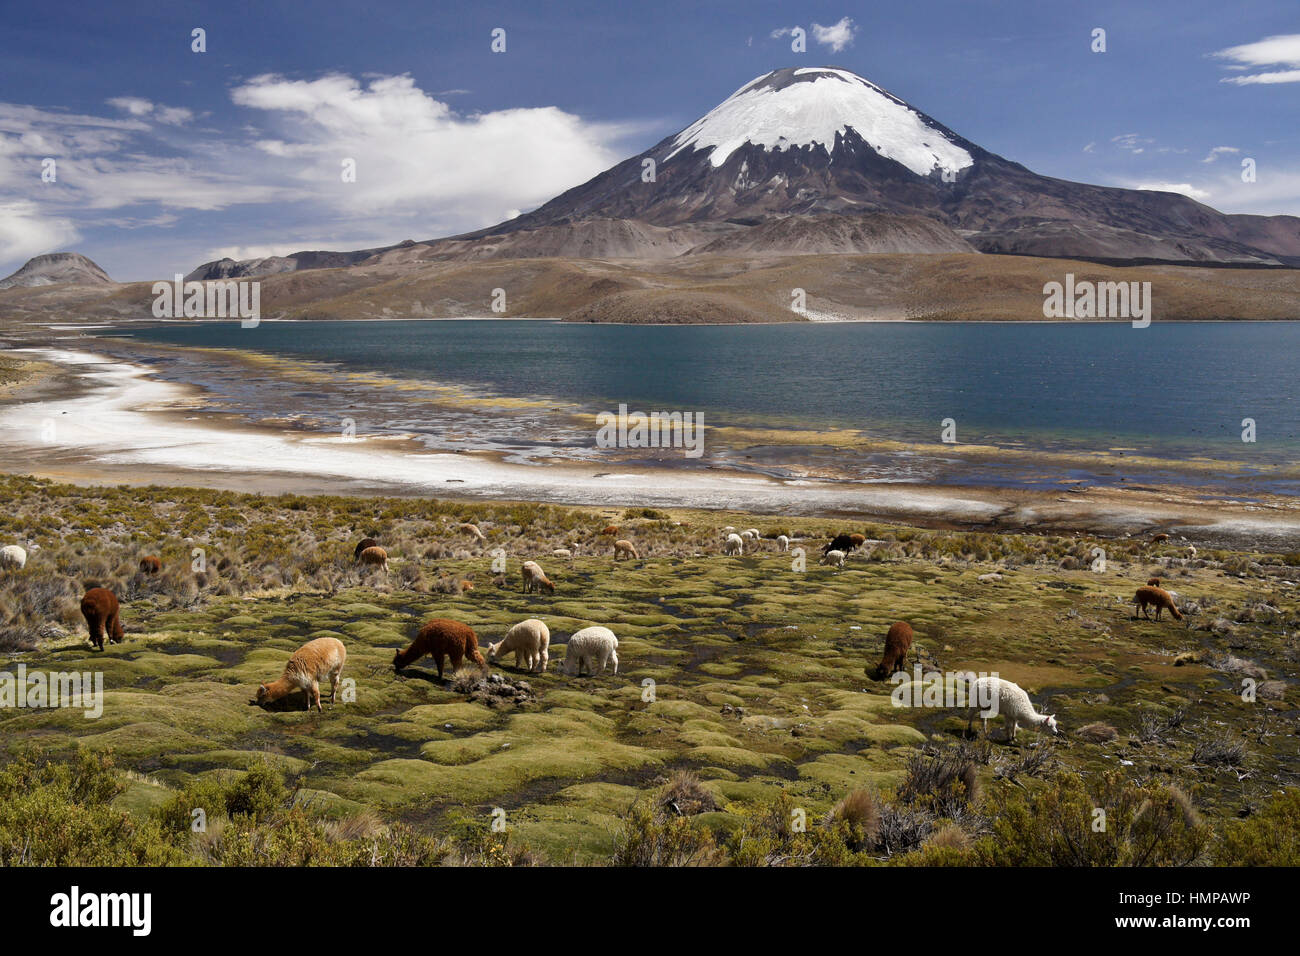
[5,520,1191,738]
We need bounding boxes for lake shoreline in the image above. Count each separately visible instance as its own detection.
[1,341,1299,548]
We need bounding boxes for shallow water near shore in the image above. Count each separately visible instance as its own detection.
[98,318,1300,494]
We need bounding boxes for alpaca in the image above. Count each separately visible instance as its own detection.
[848,533,866,550]
[552,548,573,560]
[138,555,161,574]
[487,618,550,672]
[743,528,760,538]
[1147,576,1161,587]
[255,637,347,712]
[822,533,854,556]
[962,676,1058,741]
[459,523,486,543]
[562,626,619,676]
[741,530,756,543]
[1133,585,1182,621]
[522,560,555,594]
[0,545,27,570]
[80,587,123,651]
[356,545,389,573]
[723,533,744,556]
[394,618,487,678]
[600,525,619,536]
[353,536,379,559]
[821,549,846,568]
[1187,544,1198,559]
[872,621,913,679]
[613,539,640,560]
[1150,533,1170,544]
[776,535,790,552]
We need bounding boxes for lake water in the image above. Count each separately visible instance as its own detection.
[103,319,1300,491]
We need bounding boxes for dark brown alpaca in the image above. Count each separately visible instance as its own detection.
[872,621,914,679]
[81,587,124,651]
[138,555,161,574]
[1133,585,1183,621]
[353,537,379,559]
[823,533,854,555]
[393,618,487,678]
[1150,533,1170,544]
[1147,576,1161,587]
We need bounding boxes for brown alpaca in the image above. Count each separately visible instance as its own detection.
[255,637,347,712]
[353,537,379,559]
[521,560,555,594]
[459,523,486,542]
[138,555,161,574]
[872,621,914,679]
[1147,576,1161,587]
[1150,533,1170,544]
[81,587,124,651]
[394,618,487,678]
[1133,585,1183,621]
[848,533,867,550]
[613,539,640,560]
[357,545,389,572]
[600,525,618,536]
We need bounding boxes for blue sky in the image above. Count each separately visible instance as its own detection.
[2,0,1298,280]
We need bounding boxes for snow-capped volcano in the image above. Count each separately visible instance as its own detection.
[666,67,973,177]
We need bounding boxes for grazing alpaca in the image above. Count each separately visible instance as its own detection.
[1133,585,1183,621]
[848,533,866,550]
[600,525,619,536]
[562,626,619,676]
[459,523,486,543]
[356,545,389,573]
[522,560,555,594]
[613,539,640,560]
[776,535,789,552]
[821,549,846,568]
[80,587,124,651]
[138,555,161,574]
[822,533,854,556]
[394,618,487,678]
[872,621,914,679]
[962,676,1059,741]
[353,536,379,559]
[0,545,27,570]
[1147,576,1161,587]
[255,637,347,712]
[1150,533,1170,544]
[1187,544,1198,558]
[487,618,550,672]
[723,533,744,556]
[552,548,574,560]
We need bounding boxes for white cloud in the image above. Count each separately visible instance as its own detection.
[1202,146,1240,163]
[1131,182,1212,201]
[107,97,194,124]
[811,17,858,53]
[0,200,80,264]
[1111,133,1154,154]
[1212,33,1300,84]
[227,73,637,224]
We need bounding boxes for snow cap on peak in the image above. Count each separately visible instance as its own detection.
[667,66,973,177]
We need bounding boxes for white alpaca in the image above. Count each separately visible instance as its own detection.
[723,533,744,556]
[962,676,1059,742]
[0,545,27,570]
[776,535,789,552]
[521,560,555,593]
[488,618,551,672]
[552,548,573,559]
[821,549,846,567]
[563,626,619,676]
[613,539,640,560]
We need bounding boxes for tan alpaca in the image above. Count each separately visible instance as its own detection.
[357,545,389,573]
[613,539,639,560]
[522,560,555,594]
[255,637,347,712]
[459,523,486,542]
[487,618,550,672]
[1133,585,1183,621]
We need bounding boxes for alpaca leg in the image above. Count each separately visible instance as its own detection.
[436,653,446,679]
[538,648,548,672]
[450,649,464,674]
[310,680,321,712]
[610,650,619,675]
